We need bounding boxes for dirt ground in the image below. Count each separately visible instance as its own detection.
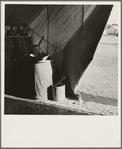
[73,35,118,115]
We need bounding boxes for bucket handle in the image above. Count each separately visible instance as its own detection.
[54,76,65,87]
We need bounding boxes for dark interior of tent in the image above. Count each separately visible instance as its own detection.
[5,4,113,114]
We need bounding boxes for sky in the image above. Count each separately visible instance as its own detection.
[107,4,120,25]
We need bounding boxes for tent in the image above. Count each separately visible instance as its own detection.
[5,4,113,99]
[107,24,118,36]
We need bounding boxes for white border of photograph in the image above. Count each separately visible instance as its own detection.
[1,1,121,147]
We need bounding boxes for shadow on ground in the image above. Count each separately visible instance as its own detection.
[80,92,117,106]
[5,96,91,115]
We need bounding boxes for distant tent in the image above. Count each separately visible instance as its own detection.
[107,24,118,36]
[5,5,113,98]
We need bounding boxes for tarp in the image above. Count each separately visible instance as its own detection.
[5,5,113,99]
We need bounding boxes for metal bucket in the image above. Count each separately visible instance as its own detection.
[52,84,66,102]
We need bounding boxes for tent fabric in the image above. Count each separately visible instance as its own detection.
[5,5,113,99]
[29,5,96,50]
[5,5,46,25]
[28,5,96,85]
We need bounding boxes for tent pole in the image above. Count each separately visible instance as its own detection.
[47,5,49,54]
[79,5,84,41]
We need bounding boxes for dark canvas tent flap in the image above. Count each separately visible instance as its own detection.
[63,5,113,97]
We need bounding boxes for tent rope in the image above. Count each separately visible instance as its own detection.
[81,5,84,31]
[79,5,84,39]
[78,5,85,54]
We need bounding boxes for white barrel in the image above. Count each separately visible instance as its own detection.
[34,60,52,100]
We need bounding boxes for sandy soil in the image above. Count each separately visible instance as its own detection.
[73,35,118,115]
